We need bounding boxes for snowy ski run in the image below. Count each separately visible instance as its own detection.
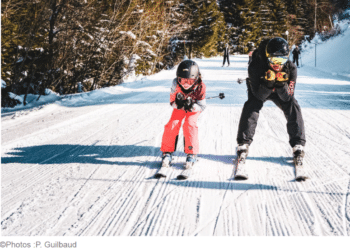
[2,55,350,237]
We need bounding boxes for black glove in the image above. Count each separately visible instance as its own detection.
[184,97,194,112]
[175,92,185,109]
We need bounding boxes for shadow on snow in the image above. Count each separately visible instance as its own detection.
[2,144,292,168]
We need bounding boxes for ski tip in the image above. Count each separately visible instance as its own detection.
[154,173,167,179]
[177,175,188,180]
[234,175,248,181]
[295,176,309,182]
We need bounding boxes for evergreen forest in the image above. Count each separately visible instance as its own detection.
[1,0,349,107]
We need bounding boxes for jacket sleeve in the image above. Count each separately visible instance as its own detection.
[192,83,207,112]
[169,78,178,108]
[288,61,297,83]
[248,59,273,101]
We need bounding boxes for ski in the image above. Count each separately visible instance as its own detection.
[177,159,197,180]
[154,158,171,178]
[177,168,192,180]
[294,160,308,182]
[234,152,248,180]
[293,146,308,182]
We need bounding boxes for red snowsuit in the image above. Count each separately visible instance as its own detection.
[161,79,206,155]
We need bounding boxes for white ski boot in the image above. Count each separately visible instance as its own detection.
[185,154,197,169]
[161,152,172,168]
[293,145,308,181]
[234,144,250,180]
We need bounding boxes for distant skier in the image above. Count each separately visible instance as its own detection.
[160,60,206,169]
[292,46,301,67]
[222,43,230,67]
[236,37,306,171]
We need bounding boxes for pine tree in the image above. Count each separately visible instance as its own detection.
[218,0,244,52]
[183,0,226,58]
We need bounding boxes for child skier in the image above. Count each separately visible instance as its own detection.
[160,60,206,169]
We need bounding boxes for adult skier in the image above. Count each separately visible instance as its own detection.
[236,37,306,178]
[160,60,206,169]
[292,46,301,67]
[222,43,230,67]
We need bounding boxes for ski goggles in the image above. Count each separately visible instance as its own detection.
[178,77,197,90]
[268,56,288,65]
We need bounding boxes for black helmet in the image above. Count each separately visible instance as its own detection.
[266,37,289,57]
[176,60,199,79]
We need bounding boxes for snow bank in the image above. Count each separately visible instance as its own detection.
[2,79,7,88]
[1,89,61,111]
[300,20,350,78]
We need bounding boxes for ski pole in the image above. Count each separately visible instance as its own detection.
[237,78,247,84]
[206,93,225,100]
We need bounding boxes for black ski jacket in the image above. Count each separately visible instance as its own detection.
[248,39,297,102]
[224,47,229,57]
[292,48,300,59]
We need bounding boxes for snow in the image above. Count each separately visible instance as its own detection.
[120,31,137,40]
[1,79,6,88]
[2,90,61,111]
[300,20,350,77]
[1,33,350,246]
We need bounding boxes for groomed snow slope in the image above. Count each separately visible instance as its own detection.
[1,56,350,236]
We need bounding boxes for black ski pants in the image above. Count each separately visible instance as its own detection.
[293,57,299,67]
[223,55,230,66]
[237,87,306,147]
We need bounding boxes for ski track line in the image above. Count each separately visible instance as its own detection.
[260,176,350,235]
[2,93,162,196]
[133,154,205,236]
[344,178,350,236]
[85,164,170,236]
[130,155,188,236]
[127,134,179,236]
[29,110,128,236]
[1,104,125,152]
[97,134,169,236]
[190,182,258,236]
[4,130,157,235]
[1,105,125,181]
[50,106,169,234]
[65,109,170,236]
[1,112,122,207]
[129,179,181,236]
[66,166,132,236]
[1,129,119,234]
[296,183,337,235]
[1,98,167,234]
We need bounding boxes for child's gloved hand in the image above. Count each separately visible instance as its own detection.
[184,97,194,112]
[263,70,276,89]
[175,92,185,109]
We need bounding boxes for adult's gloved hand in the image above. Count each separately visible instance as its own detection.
[274,72,289,87]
